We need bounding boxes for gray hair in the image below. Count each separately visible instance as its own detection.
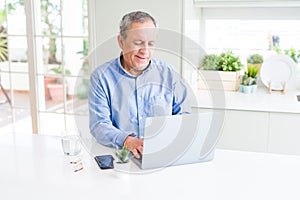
[119,11,157,39]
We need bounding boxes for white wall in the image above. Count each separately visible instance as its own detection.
[90,0,183,72]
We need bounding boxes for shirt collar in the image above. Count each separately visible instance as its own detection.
[117,54,136,78]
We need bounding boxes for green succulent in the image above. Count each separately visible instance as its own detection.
[115,146,131,163]
[241,65,259,86]
[247,65,259,79]
[219,51,243,72]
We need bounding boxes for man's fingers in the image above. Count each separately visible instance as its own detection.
[131,149,140,159]
[137,145,143,154]
[123,136,144,158]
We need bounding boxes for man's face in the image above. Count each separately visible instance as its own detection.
[118,19,156,75]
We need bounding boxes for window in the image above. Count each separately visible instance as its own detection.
[0,0,32,133]
[206,20,300,51]
[184,7,300,84]
[205,19,300,72]
[33,0,89,135]
[0,0,89,135]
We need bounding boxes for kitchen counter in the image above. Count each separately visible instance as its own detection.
[1,133,300,200]
[191,87,300,155]
[192,87,300,114]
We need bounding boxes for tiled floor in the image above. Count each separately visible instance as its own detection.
[0,91,31,133]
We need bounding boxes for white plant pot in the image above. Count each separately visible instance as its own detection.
[240,84,257,94]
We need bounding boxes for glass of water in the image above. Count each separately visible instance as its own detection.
[61,129,82,156]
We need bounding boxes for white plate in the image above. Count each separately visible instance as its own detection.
[260,54,296,91]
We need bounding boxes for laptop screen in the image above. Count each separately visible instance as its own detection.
[138,112,223,169]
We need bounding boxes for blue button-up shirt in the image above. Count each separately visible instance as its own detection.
[89,56,191,148]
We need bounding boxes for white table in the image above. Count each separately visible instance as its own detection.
[1,133,300,200]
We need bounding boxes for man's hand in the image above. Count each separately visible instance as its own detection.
[123,136,143,159]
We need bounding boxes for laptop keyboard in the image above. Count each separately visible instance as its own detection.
[131,153,143,164]
[137,154,142,162]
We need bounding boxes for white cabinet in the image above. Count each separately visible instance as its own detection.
[193,107,300,155]
[217,110,269,152]
[268,113,300,155]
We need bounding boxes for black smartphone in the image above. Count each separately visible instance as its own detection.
[94,155,114,170]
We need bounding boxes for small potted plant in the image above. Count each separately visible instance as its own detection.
[47,65,71,101]
[247,54,264,74]
[240,65,259,94]
[115,146,131,163]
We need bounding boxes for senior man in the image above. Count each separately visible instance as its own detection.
[89,11,191,158]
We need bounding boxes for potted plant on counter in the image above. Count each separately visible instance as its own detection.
[201,54,220,71]
[198,51,243,91]
[247,54,264,74]
[240,65,259,94]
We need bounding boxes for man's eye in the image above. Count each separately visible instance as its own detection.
[133,41,143,45]
[148,42,155,47]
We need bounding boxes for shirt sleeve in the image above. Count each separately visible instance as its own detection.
[88,70,128,148]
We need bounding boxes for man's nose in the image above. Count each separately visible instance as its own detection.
[140,43,150,53]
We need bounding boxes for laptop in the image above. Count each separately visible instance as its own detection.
[132,112,223,169]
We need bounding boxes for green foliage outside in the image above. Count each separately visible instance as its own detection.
[0,9,8,62]
[0,0,24,62]
[0,34,8,62]
[50,65,71,75]
[40,0,61,64]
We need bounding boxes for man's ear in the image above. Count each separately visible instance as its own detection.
[117,35,123,49]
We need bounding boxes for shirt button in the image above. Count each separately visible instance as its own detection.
[138,96,142,101]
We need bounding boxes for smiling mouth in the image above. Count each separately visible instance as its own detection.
[135,55,147,60]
